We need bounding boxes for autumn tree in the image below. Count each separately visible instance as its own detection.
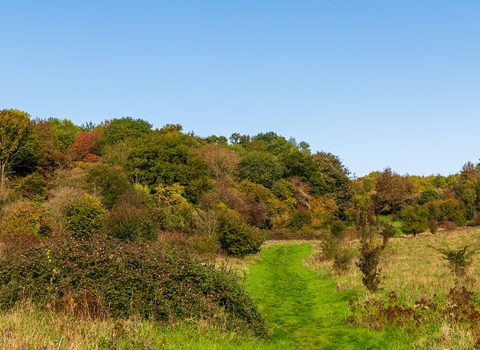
[68,131,101,162]
[47,118,81,152]
[373,167,414,214]
[0,109,40,200]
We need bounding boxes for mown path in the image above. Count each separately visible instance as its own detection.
[245,243,409,350]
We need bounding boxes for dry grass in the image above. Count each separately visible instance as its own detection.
[306,227,480,349]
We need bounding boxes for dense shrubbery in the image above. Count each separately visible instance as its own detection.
[0,234,269,338]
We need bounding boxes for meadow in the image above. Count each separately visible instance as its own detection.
[1,227,480,349]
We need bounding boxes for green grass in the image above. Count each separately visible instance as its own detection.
[245,243,410,349]
[0,242,416,349]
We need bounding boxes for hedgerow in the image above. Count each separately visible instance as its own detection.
[0,234,269,338]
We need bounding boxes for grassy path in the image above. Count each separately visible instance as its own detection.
[245,243,410,350]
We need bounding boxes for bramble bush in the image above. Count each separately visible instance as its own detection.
[0,235,269,338]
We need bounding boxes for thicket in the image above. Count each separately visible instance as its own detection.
[0,234,269,338]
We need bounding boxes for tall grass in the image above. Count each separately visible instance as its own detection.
[308,227,480,349]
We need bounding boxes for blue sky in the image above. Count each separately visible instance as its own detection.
[2,1,479,177]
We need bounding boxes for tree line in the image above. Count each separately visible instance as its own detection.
[1,108,479,257]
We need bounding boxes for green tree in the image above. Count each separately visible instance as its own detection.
[237,151,284,188]
[47,118,81,152]
[399,204,428,236]
[281,149,327,195]
[99,117,152,148]
[85,164,132,209]
[0,109,40,200]
[125,130,213,203]
[313,151,353,215]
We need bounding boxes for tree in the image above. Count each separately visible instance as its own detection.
[68,131,101,162]
[399,204,428,236]
[47,117,81,152]
[373,167,414,214]
[281,149,327,195]
[125,130,213,203]
[0,109,39,200]
[313,151,353,215]
[237,151,284,188]
[99,117,152,148]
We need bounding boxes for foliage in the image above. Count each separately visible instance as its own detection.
[0,200,51,244]
[217,206,265,257]
[430,244,479,277]
[154,183,194,232]
[281,149,327,195]
[418,189,440,205]
[125,130,213,203]
[85,164,132,209]
[0,109,40,200]
[313,151,353,215]
[332,247,356,275]
[196,144,240,181]
[373,167,414,214]
[0,235,269,338]
[288,209,312,231]
[438,198,467,226]
[271,178,295,200]
[348,285,480,345]
[68,131,101,162]
[99,117,152,147]
[399,204,428,236]
[237,151,283,188]
[104,200,156,241]
[32,119,70,170]
[66,194,106,239]
[47,118,81,152]
[18,171,48,202]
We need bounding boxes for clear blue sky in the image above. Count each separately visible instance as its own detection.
[2,1,479,177]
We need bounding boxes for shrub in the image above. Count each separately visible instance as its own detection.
[399,204,428,236]
[356,242,384,292]
[288,209,312,231]
[438,199,467,227]
[332,247,356,275]
[66,194,106,239]
[85,164,132,209]
[428,218,438,234]
[104,201,156,241]
[0,201,51,244]
[217,207,264,257]
[0,235,269,338]
[330,220,346,239]
[430,244,479,277]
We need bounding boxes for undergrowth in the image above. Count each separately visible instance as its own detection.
[0,234,269,339]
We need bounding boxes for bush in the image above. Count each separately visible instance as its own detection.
[217,207,264,257]
[430,244,479,277]
[85,164,132,209]
[288,209,312,231]
[66,194,106,239]
[104,201,156,241]
[330,220,346,239]
[332,247,356,275]
[399,204,428,236]
[0,201,51,245]
[0,235,269,338]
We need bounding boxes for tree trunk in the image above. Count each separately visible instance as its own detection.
[0,162,6,201]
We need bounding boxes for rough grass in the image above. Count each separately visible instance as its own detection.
[308,227,480,349]
[2,229,480,349]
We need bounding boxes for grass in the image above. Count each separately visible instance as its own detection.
[308,227,480,349]
[1,229,480,349]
